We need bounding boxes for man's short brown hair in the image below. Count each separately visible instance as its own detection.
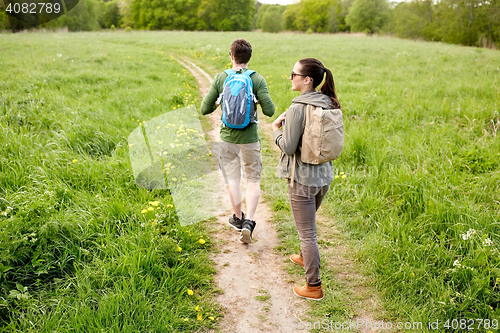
[230,39,252,64]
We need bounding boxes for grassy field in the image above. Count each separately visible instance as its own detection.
[1,31,500,331]
[0,32,220,332]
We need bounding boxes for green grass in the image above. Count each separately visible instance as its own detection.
[0,32,218,332]
[1,30,500,331]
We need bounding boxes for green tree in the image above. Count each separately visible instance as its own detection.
[131,0,201,30]
[337,0,355,31]
[117,0,134,28]
[345,0,389,34]
[256,4,271,29]
[52,0,101,31]
[214,0,254,31]
[96,0,121,28]
[387,1,430,39]
[261,6,284,32]
[478,0,500,47]
[300,0,336,33]
[197,0,217,30]
[253,1,263,29]
[284,3,301,30]
[0,2,9,31]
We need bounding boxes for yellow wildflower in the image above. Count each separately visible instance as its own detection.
[177,246,182,253]
[340,172,344,175]
[335,175,340,179]
[342,175,346,179]
[167,204,173,208]
[183,318,188,322]
[195,305,200,312]
[197,314,202,321]
[72,159,78,163]
[198,239,206,245]
[187,289,193,295]
[209,316,215,321]
[148,207,154,211]
[141,209,148,214]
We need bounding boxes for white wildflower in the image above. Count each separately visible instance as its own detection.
[483,238,493,247]
[453,260,461,268]
[461,228,476,241]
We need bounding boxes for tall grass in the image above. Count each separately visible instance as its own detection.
[1,31,499,330]
[0,32,219,332]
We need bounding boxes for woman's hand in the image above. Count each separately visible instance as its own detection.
[272,112,287,131]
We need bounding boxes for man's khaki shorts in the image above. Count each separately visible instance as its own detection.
[219,141,262,183]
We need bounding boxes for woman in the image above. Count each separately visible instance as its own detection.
[272,58,341,300]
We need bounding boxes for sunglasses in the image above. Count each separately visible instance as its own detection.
[290,71,307,79]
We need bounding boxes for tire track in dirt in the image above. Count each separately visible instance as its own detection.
[175,57,307,333]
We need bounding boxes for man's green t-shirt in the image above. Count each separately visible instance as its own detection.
[200,68,275,144]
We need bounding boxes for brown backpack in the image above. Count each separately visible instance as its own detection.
[291,104,344,186]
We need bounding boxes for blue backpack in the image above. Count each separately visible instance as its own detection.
[219,69,257,129]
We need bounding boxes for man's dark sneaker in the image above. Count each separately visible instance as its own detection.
[240,219,256,244]
[228,212,245,231]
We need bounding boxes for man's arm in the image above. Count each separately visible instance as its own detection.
[200,74,223,115]
[254,75,275,117]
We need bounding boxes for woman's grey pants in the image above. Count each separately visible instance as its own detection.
[288,180,330,286]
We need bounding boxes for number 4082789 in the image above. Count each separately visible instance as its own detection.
[443,319,499,330]
[5,2,61,14]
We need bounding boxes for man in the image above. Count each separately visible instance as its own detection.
[201,39,275,243]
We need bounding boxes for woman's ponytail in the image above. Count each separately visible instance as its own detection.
[298,58,341,109]
[321,67,341,109]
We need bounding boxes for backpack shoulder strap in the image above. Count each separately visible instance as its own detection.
[243,69,255,77]
[224,69,234,76]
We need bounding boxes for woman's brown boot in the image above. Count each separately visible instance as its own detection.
[290,253,304,268]
[293,281,323,300]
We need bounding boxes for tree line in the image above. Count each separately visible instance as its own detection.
[0,0,498,49]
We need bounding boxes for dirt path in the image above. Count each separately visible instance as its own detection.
[175,58,307,333]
